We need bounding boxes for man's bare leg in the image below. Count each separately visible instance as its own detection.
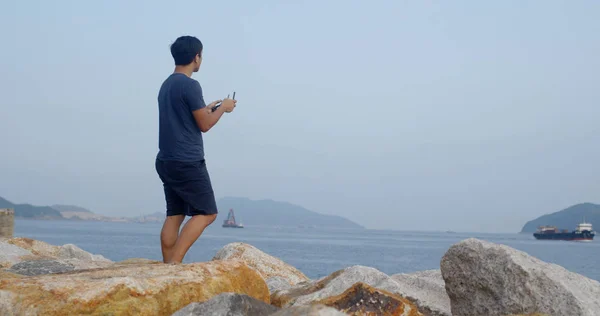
[161,215,185,263]
[168,214,217,264]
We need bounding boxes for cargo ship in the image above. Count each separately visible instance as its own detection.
[533,222,595,241]
[222,209,244,228]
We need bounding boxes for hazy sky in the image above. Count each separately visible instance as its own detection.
[1,1,599,233]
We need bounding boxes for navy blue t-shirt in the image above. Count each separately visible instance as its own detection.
[156,73,207,162]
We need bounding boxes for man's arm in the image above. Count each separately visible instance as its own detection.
[192,103,226,133]
[184,81,226,133]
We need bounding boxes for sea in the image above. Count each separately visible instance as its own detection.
[13,219,600,282]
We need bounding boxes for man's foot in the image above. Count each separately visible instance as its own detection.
[164,261,182,265]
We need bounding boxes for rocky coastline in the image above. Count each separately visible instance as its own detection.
[1,237,599,316]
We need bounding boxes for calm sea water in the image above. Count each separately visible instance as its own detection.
[13,219,600,281]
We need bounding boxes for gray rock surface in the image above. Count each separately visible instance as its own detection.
[272,265,411,308]
[213,242,309,286]
[57,244,112,270]
[0,241,31,268]
[0,238,112,272]
[267,276,293,294]
[441,238,600,316]
[269,305,347,316]
[7,259,75,276]
[391,269,451,316]
[171,293,279,316]
[58,244,110,262]
[275,266,399,306]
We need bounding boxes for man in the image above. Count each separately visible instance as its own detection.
[155,35,236,264]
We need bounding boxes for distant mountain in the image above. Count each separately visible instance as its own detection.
[0,196,63,219]
[129,212,164,223]
[51,204,93,213]
[0,196,126,221]
[521,203,600,233]
[215,197,364,229]
[1,194,363,228]
[50,204,114,221]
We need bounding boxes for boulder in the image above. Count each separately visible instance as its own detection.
[317,282,422,316]
[213,242,309,287]
[172,293,279,316]
[0,259,270,315]
[269,304,348,316]
[391,270,451,316]
[271,266,414,309]
[267,276,293,294]
[441,238,600,316]
[0,237,112,272]
[7,259,75,276]
[58,243,109,262]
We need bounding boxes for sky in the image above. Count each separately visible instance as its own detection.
[1,0,599,233]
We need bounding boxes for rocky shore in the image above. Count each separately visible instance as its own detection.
[1,237,599,316]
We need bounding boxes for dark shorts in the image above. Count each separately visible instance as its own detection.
[155,158,218,217]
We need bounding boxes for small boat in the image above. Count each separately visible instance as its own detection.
[222,209,244,228]
[533,221,595,241]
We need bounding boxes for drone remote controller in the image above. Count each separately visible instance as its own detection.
[211,91,236,112]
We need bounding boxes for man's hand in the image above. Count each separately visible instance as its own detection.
[207,99,222,110]
[193,99,230,133]
[221,98,237,113]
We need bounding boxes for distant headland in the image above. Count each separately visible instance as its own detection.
[520,202,600,233]
[0,195,364,229]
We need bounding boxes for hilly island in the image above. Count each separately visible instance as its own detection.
[521,202,600,233]
[0,195,363,229]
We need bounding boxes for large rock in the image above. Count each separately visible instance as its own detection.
[391,270,451,316]
[58,243,109,262]
[317,282,422,316]
[441,238,600,316]
[172,293,279,316]
[0,237,112,272]
[270,304,348,316]
[213,242,309,287]
[271,265,421,312]
[0,259,270,315]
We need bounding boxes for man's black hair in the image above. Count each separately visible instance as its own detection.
[170,36,203,66]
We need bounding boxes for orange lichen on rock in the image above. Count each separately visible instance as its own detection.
[115,258,162,265]
[0,270,22,279]
[0,259,269,316]
[317,282,422,316]
[6,237,60,257]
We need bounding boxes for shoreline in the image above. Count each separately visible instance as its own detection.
[11,218,600,282]
[14,218,539,235]
[2,236,600,315]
